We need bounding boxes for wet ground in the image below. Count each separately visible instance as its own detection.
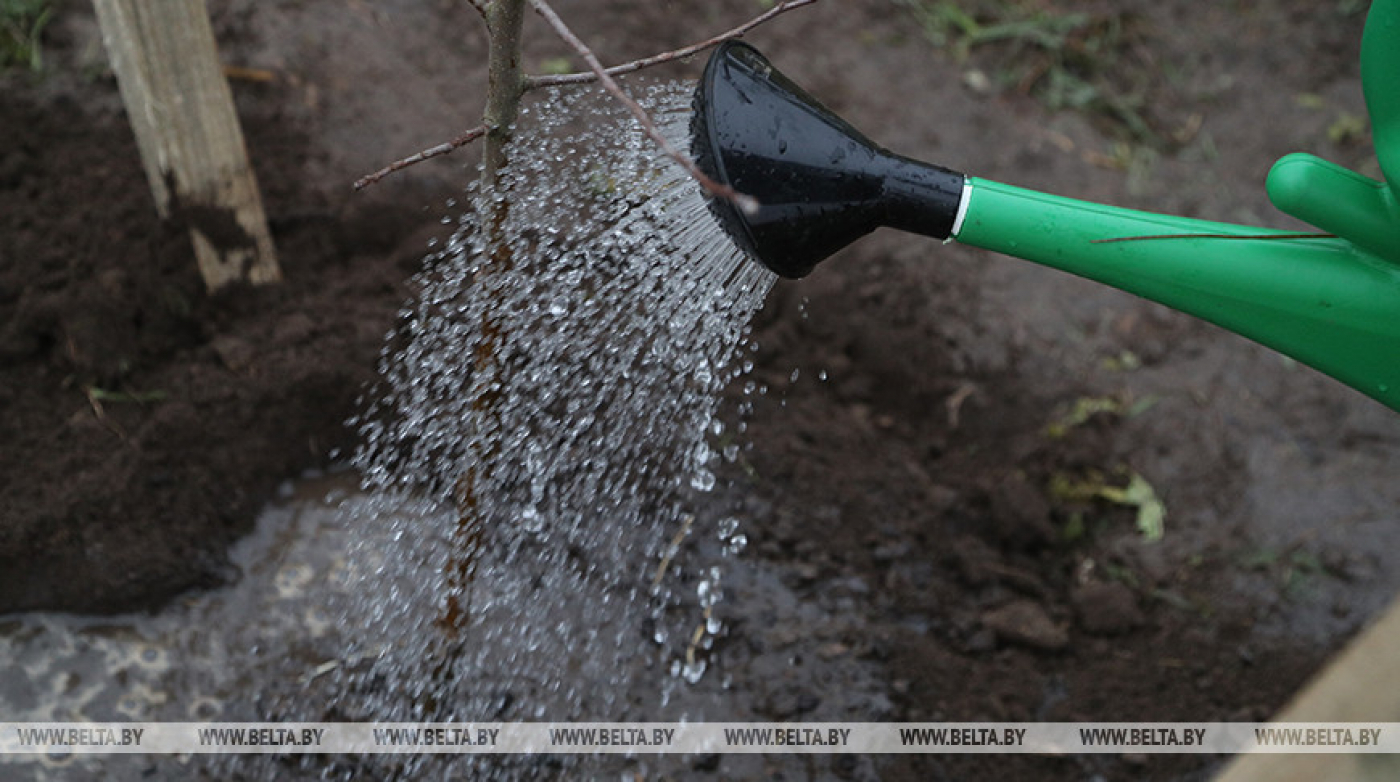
[4,1,1400,780]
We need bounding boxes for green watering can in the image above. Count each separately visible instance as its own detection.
[691,0,1400,410]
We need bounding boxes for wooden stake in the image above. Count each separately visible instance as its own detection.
[1214,595,1400,782]
[93,0,280,292]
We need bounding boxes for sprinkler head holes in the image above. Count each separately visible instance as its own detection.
[691,41,966,279]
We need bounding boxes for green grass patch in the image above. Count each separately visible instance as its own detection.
[87,386,167,405]
[1,0,53,72]
[893,0,1166,145]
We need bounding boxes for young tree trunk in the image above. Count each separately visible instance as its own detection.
[93,0,280,292]
[480,0,528,192]
[440,0,529,636]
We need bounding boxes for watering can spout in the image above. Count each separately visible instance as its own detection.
[692,41,964,279]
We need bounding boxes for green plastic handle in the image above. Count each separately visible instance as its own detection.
[1362,0,1400,196]
[950,0,1400,411]
[954,178,1400,409]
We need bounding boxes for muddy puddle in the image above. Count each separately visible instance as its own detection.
[1,471,893,780]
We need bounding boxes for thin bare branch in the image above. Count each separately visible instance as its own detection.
[528,0,758,213]
[353,124,491,191]
[354,0,816,191]
[524,0,819,90]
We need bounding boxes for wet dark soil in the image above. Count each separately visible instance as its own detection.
[5,1,1400,780]
[0,77,436,612]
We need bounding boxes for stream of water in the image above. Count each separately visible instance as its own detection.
[0,83,777,779]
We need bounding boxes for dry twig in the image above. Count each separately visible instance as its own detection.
[354,124,491,190]
[527,0,757,212]
[354,0,818,192]
[651,514,694,590]
[524,0,818,90]
[84,387,129,440]
[1091,232,1338,244]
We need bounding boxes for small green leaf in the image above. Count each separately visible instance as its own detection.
[1100,350,1142,372]
[1294,92,1325,110]
[1051,469,1166,541]
[1098,473,1166,541]
[1045,396,1122,437]
[1126,395,1160,418]
[1238,548,1280,570]
[539,57,572,75]
[1327,112,1368,145]
[87,386,167,404]
[1061,511,1086,542]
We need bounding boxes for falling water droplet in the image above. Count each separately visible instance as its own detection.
[725,534,747,556]
[690,470,716,492]
[717,517,740,540]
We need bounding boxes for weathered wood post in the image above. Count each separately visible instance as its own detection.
[93,0,280,292]
[1213,595,1400,782]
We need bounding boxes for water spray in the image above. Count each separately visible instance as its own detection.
[691,0,1400,411]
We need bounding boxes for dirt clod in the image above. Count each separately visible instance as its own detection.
[1072,581,1146,636]
[981,600,1069,652]
[759,681,823,719]
[985,472,1057,550]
